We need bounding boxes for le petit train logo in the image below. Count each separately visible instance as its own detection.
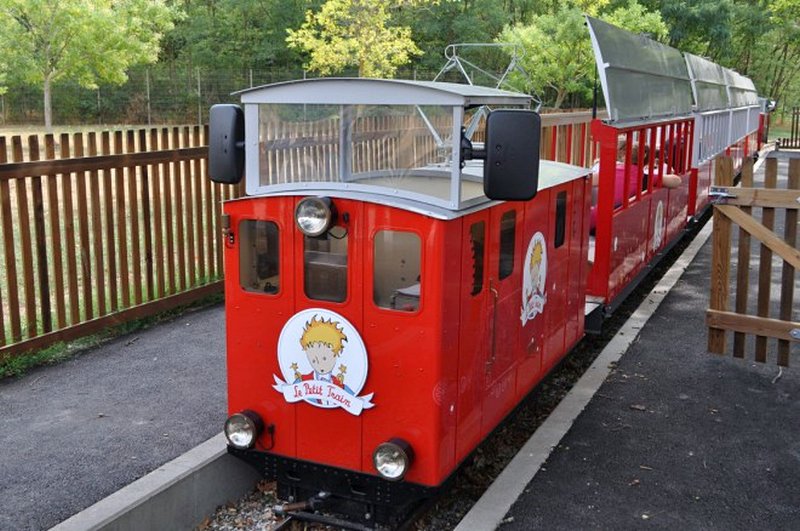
[521,231,548,326]
[273,309,374,416]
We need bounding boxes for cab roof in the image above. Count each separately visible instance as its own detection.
[236,78,532,107]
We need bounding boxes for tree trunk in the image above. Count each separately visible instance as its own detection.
[43,75,53,130]
[554,89,566,109]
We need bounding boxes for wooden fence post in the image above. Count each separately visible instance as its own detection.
[778,159,799,365]
[755,158,778,361]
[733,158,754,357]
[709,156,733,353]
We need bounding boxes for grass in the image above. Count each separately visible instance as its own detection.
[768,119,795,141]
[0,290,223,380]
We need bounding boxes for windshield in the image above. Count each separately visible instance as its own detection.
[258,104,455,189]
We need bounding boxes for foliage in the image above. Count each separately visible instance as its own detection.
[1,0,800,118]
[0,0,179,127]
[653,0,734,57]
[165,0,311,72]
[286,0,434,77]
[498,0,668,108]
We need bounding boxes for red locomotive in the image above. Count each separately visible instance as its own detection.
[209,18,765,528]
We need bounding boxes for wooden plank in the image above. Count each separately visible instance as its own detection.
[29,137,53,334]
[45,135,66,329]
[183,127,196,287]
[90,132,108,319]
[162,128,176,294]
[60,134,80,325]
[115,131,131,308]
[706,309,800,343]
[0,147,207,181]
[173,127,187,292]
[0,138,6,345]
[75,134,95,320]
[193,126,206,282]
[101,132,116,313]
[733,158,753,358]
[127,131,142,305]
[139,129,154,302]
[778,159,799,366]
[712,187,800,209]
[0,281,223,360]
[13,137,38,339]
[0,137,21,343]
[756,158,777,362]
[203,125,215,279]
[708,156,733,353]
[150,129,165,298]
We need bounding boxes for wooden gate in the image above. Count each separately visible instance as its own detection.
[707,152,800,366]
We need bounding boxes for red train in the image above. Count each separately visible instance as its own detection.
[208,19,765,528]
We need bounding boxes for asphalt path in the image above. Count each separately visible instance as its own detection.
[504,154,800,529]
[0,304,227,531]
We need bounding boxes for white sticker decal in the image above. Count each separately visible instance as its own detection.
[521,231,548,326]
[652,200,665,251]
[273,309,374,415]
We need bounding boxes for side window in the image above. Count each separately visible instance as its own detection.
[239,220,280,294]
[373,231,421,312]
[499,210,516,280]
[554,191,567,249]
[304,227,348,302]
[470,221,485,295]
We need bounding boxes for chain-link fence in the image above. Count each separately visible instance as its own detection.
[0,66,442,127]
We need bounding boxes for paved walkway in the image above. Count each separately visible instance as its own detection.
[502,153,799,529]
[0,305,227,531]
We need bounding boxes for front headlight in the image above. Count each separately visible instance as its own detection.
[295,196,335,237]
[224,410,264,450]
[373,438,414,481]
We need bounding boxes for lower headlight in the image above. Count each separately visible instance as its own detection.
[224,410,264,450]
[373,438,414,481]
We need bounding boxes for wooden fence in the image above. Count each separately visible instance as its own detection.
[0,127,244,360]
[0,111,595,361]
[776,107,799,149]
[707,153,800,366]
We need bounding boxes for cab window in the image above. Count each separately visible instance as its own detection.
[239,220,279,294]
[373,230,421,312]
[304,227,348,302]
[499,210,516,280]
[470,221,485,295]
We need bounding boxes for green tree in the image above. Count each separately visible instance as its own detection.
[166,0,312,72]
[498,1,667,108]
[286,0,433,78]
[0,0,178,128]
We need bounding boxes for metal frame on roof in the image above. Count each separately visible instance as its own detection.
[237,78,532,107]
[237,77,537,212]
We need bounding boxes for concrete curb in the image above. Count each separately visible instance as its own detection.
[50,433,260,531]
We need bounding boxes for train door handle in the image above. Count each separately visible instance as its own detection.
[486,280,499,371]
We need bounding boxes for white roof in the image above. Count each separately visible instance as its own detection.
[236,78,532,107]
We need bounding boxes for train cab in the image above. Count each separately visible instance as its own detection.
[209,78,591,524]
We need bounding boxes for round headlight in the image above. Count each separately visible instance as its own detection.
[295,197,334,237]
[224,410,264,450]
[373,438,414,481]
